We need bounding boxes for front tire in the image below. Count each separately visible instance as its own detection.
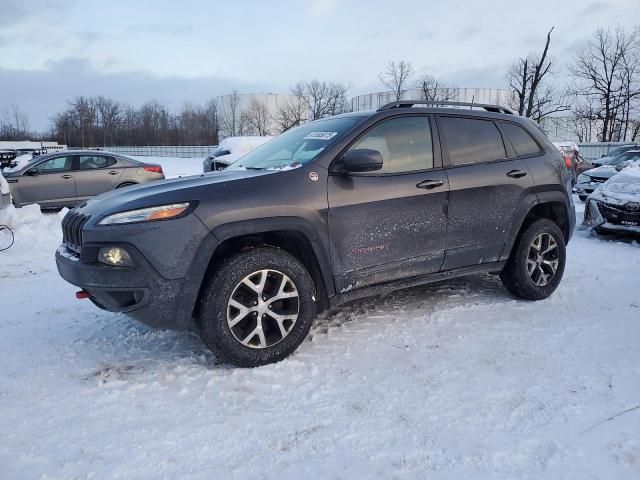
[198,247,316,367]
[500,219,566,300]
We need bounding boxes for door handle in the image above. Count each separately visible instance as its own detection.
[506,169,527,178]
[416,179,444,189]
[108,170,119,175]
[61,174,73,179]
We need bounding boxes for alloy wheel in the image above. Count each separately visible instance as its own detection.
[526,233,559,287]
[226,269,299,349]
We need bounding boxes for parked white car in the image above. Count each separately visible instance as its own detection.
[202,136,272,172]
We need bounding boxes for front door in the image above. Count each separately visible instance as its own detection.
[328,115,449,292]
[18,155,76,206]
[437,115,535,270]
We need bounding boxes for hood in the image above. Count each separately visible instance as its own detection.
[590,167,640,205]
[78,168,274,217]
[584,165,618,179]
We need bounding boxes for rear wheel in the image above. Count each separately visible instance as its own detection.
[198,247,316,367]
[500,219,566,300]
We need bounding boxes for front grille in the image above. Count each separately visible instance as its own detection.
[598,203,640,225]
[62,211,90,251]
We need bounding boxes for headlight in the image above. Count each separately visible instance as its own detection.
[98,202,191,225]
[98,247,133,266]
[577,174,590,184]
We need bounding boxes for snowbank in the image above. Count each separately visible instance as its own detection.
[0,204,66,255]
[0,174,9,195]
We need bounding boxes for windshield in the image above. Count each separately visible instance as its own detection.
[229,116,363,170]
[610,152,640,166]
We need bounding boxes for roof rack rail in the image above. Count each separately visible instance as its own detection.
[377,100,515,115]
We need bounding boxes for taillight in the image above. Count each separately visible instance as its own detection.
[563,153,573,169]
[143,165,163,173]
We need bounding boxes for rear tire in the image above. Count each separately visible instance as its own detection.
[500,219,566,300]
[198,247,316,367]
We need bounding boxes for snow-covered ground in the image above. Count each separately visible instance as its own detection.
[1,181,640,478]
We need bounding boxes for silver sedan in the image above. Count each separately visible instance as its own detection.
[2,150,165,208]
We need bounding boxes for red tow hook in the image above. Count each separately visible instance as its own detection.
[75,290,90,299]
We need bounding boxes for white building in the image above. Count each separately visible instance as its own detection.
[349,88,516,112]
[0,140,66,152]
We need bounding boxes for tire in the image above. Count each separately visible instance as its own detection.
[578,195,587,202]
[500,219,566,300]
[198,247,316,367]
[116,182,136,189]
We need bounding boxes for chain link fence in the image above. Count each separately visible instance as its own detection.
[103,146,216,158]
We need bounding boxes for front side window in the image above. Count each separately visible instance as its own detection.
[79,155,116,170]
[230,116,362,170]
[500,122,541,157]
[440,117,506,166]
[347,116,433,174]
[35,156,72,173]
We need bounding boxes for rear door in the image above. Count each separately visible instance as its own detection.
[18,155,76,206]
[328,114,449,291]
[73,154,123,199]
[437,115,535,270]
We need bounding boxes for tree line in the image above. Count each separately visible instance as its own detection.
[1,24,638,146]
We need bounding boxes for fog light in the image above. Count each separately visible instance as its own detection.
[98,247,133,266]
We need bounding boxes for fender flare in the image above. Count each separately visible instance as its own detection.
[176,216,335,322]
[499,190,571,261]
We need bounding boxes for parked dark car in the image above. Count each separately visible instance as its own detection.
[0,149,17,169]
[56,101,575,367]
[574,149,640,200]
[591,144,638,168]
[584,166,640,235]
[3,150,165,208]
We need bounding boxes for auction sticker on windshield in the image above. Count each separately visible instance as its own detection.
[304,132,338,140]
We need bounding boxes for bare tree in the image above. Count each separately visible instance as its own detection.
[506,27,570,121]
[378,60,414,101]
[571,27,640,141]
[415,74,456,102]
[244,98,271,136]
[291,80,349,120]
[274,96,308,133]
[0,105,31,140]
[219,91,243,138]
[95,96,122,146]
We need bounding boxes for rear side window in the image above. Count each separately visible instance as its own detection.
[440,117,506,166]
[79,155,117,170]
[500,122,541,157]
[349,116,434,174]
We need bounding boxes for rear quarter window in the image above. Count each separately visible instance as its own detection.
[500,122,542,157]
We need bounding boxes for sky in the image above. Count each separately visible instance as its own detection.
[0,0,638,131]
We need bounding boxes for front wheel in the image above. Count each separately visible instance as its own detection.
[198,247,316,367]
[500,219,566,300]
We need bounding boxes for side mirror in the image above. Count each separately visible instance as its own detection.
[615,164,625,172]
[25,168,39,176]
[339,149,383,173]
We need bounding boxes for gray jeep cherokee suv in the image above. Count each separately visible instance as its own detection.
[56,101,575,367]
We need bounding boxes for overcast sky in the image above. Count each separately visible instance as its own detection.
[0,0,638,131]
